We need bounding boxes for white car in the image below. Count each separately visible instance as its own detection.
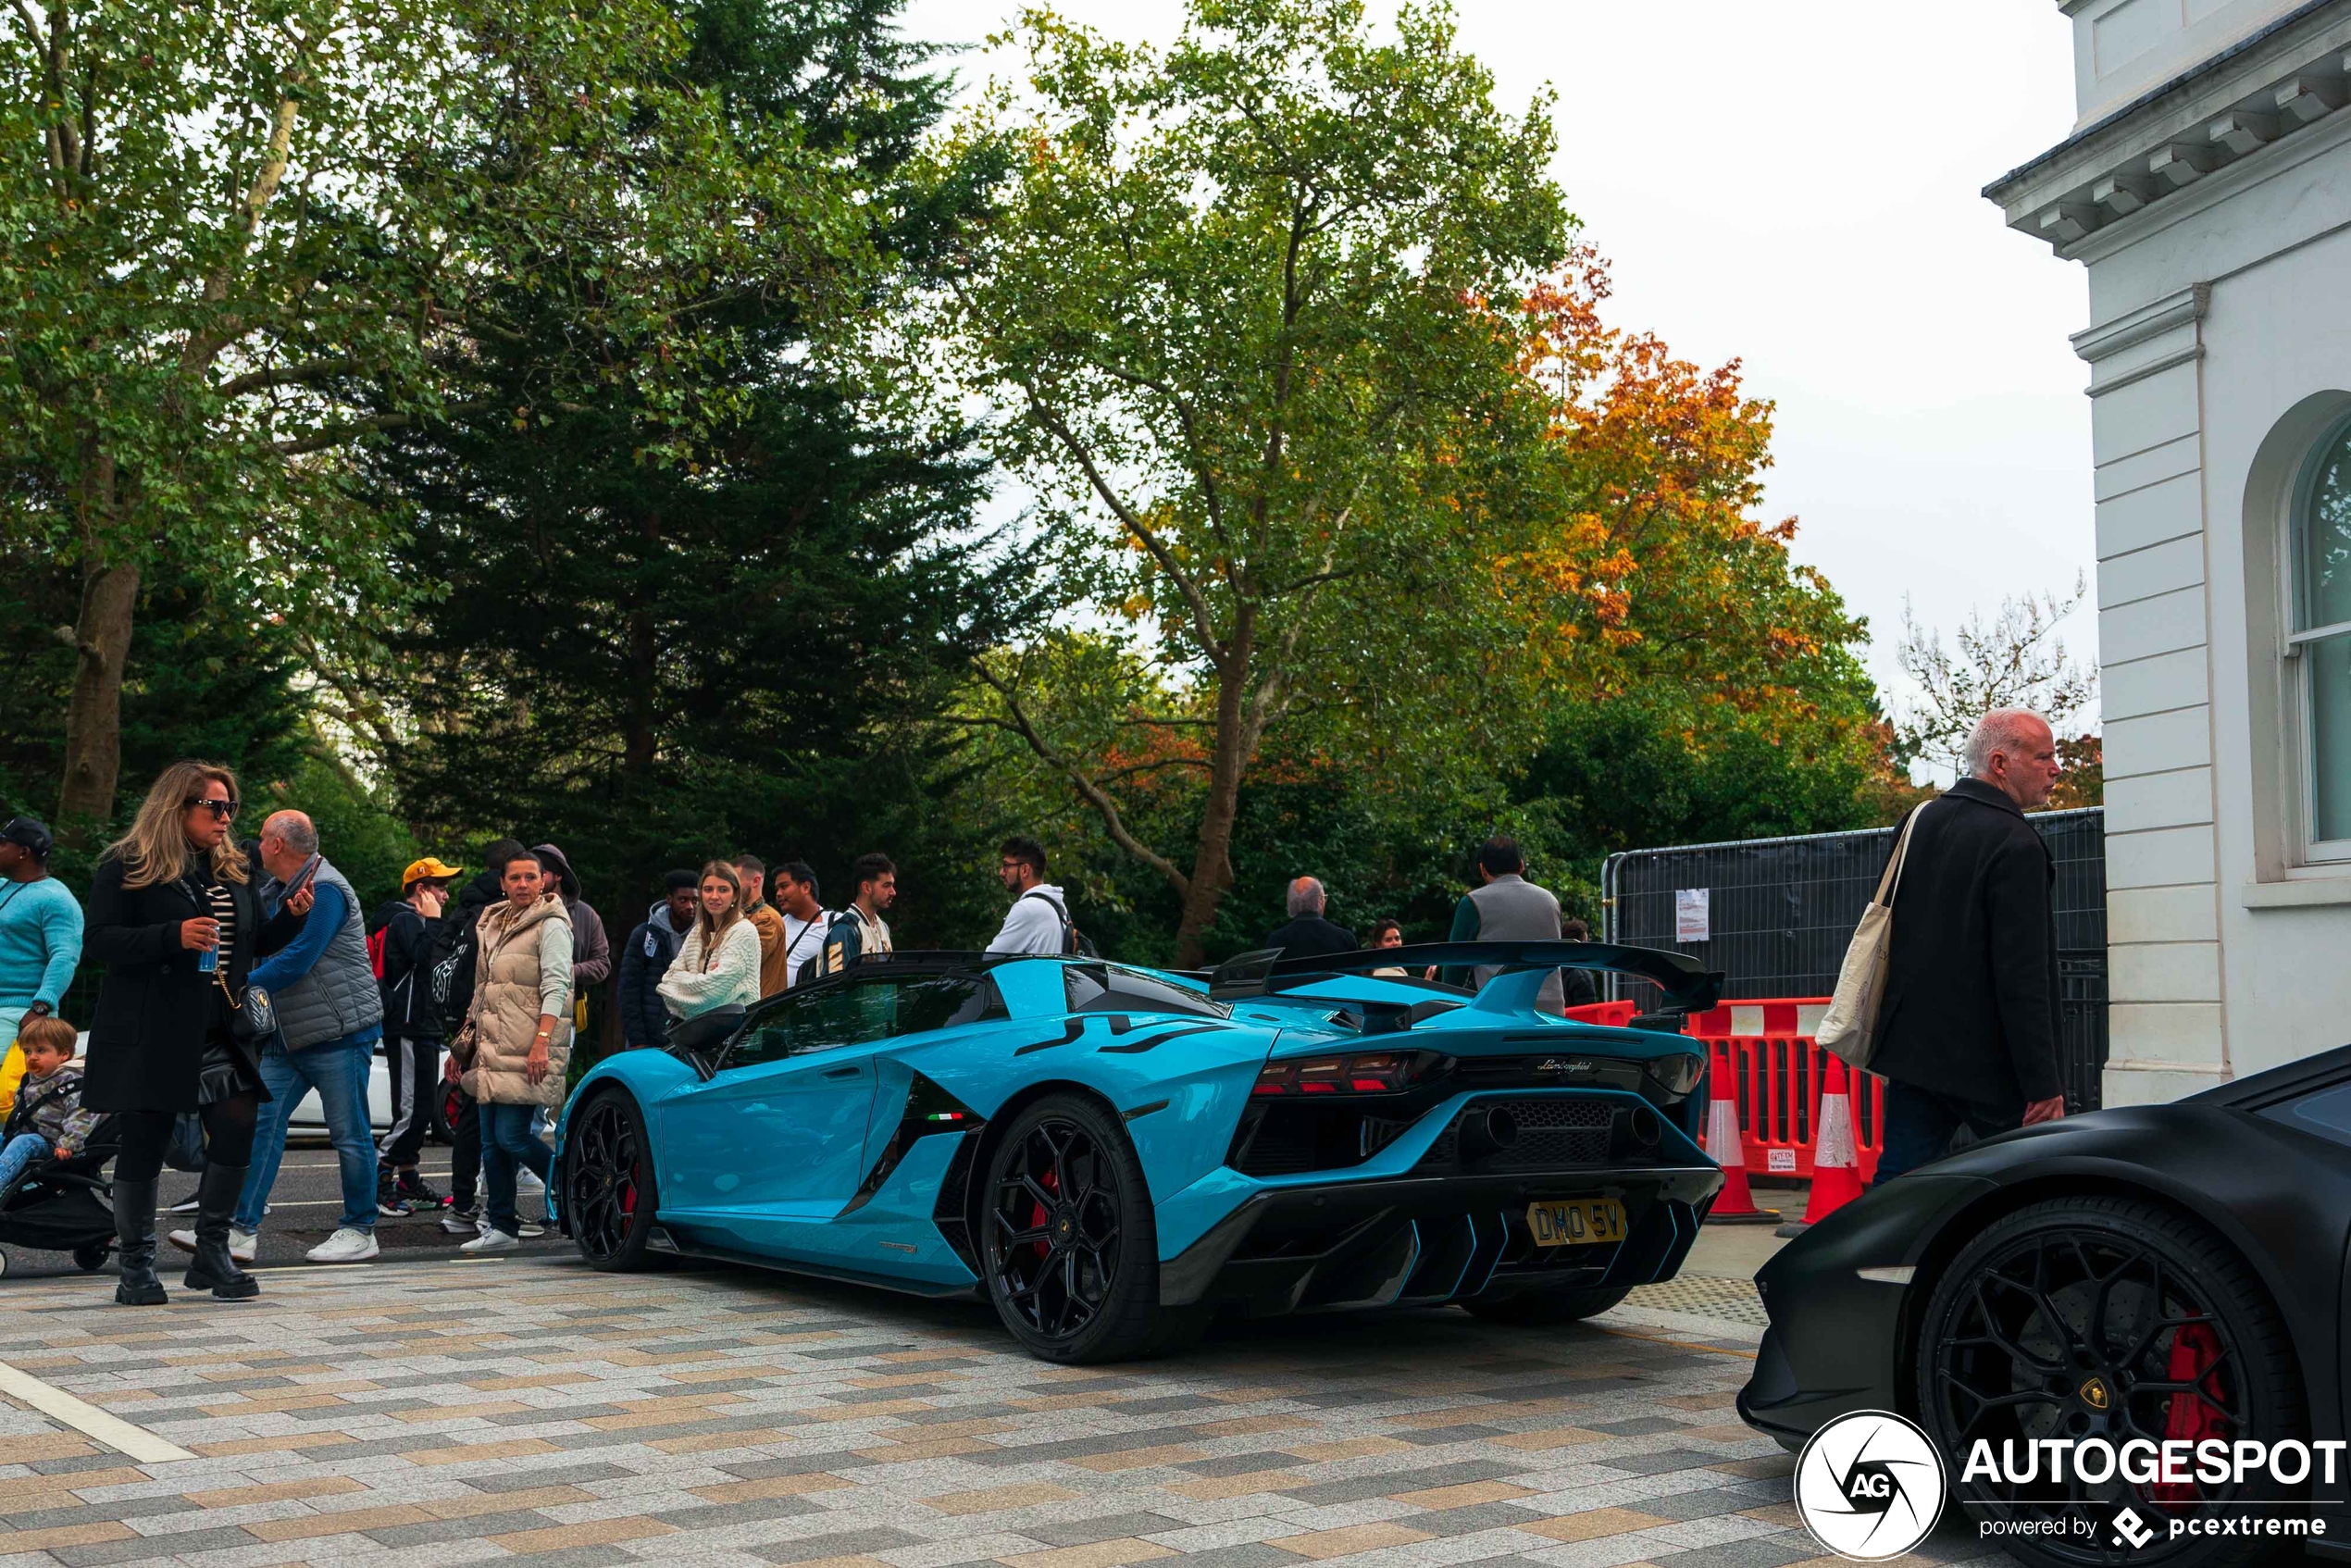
[285,1052,398,1135]
[68,1032,402,1136]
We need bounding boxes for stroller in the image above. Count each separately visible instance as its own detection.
[0,1111,120,1278]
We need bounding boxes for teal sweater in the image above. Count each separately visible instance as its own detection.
[0,877,82,1012]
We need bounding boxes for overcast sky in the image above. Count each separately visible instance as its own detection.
[898,0,2095,706]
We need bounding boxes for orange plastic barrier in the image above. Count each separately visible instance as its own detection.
[1568,996,1883,1183]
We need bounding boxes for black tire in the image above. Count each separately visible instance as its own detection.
[1916,1196,2303,1568]
[980,1093,1173,1363]
[1461,1284,1632,1325]
[72,1242,110,1273]
[565,1089,658,1273]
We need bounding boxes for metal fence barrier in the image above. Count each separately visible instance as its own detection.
[1599,808,2108,1112]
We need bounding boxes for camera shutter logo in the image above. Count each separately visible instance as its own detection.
[1793,1410,1947,1562]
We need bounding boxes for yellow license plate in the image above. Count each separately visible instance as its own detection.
[1524,1198,1627,1248]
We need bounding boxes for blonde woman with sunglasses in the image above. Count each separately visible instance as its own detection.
[82,762,313,1305]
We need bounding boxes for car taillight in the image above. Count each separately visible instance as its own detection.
[1253,1052,1443,1095]
[1644,1052,1705,1097]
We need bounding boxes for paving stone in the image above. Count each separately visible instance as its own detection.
[1591,1451,1724,1479]
[1404,1505,1557,1539]
[363,1510,563,1545]
[461,1462,642,1492]
[1021,1515,1191,1548]
[1278,1462,1520,1508]
[1582,1419,1686,1437]
[1648,1536,1817,1568]
[753,1527,933,1562]
[50,1525,262,1565]
[1391,1426,1511,1446]
[1176,1453,1303,1478]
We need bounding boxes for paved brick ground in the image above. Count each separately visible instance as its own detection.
[0,1256,1999,1568]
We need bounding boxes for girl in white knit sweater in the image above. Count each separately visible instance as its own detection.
[657,860,764,1022]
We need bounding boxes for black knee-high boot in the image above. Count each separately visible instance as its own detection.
[183,1163,259,1299]
[110,1176,168,1306]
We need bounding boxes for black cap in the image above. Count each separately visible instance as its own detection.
[1,816,54,862]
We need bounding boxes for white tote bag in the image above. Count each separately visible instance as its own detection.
[1815,802,1933,1070]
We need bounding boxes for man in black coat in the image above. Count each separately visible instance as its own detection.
[1869,708,2068,1184]
[1264,877,1357,959]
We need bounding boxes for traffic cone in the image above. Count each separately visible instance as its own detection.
[1778,1055,1867,1238]
[1702,1048,1779,1225]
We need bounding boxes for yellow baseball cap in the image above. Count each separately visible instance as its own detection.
[402,856,464,889]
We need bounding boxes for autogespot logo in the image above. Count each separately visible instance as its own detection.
[1793,1411,1947,1562]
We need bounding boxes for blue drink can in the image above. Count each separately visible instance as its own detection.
[197,944,218,974]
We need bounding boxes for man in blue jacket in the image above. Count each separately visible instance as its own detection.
[618,871,699,1050]
[174,812,386,1267]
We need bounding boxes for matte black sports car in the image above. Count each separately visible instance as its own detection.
[1740,1046,2351,1567]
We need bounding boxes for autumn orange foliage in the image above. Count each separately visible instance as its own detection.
[1497,250,1871,747]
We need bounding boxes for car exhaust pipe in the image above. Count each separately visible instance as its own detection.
[1458,1105,1519,1162]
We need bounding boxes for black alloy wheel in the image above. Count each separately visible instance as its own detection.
[1916,1197,2303,1568]
[566,1090,658,1272]
[980,1094,1181,1363]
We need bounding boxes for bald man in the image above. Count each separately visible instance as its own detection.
[178,809,388,1264]
[1867,708,2068,1187]
[1264,876,1357,959]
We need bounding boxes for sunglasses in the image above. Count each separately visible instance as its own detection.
[185,796,240,821]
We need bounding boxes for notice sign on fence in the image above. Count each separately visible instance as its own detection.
[1674,888,1710,943]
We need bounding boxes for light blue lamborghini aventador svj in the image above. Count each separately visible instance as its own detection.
[549,941,1726,1363]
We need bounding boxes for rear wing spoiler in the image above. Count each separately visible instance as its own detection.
[1208,940,1723,1015]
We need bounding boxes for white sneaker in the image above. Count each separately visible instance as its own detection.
[517,1168,546,1197]
[167,1193,201,1214]
[305,1227,379,1263]
[440,1206,480,1236]
[166,1227,256,1263]
[517,1218,544,1238]
[459,1228,519,1254]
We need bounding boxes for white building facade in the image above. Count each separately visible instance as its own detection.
[1987,0,2351,1102]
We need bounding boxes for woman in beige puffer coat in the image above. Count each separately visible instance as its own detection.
[454,851,572,1251]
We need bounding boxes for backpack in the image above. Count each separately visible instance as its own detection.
[1022,890,1100,958]
[366,927,388,980]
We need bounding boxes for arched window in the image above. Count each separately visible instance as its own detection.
[2291,415,2351,856]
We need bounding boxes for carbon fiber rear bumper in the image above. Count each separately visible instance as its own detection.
[1159,1163,1721,1314]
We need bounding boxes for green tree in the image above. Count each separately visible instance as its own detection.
[2,0,862,828]
[370,0,1018,954]
[902,0,1574,964]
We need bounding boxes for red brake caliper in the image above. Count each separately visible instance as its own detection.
[2151,1322,2224,1505]
[621,1163,639,1216]
[1029,1168,1059,1263]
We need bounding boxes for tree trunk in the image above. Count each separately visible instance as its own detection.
[1172,654,1254,967]
[57,456,137,834]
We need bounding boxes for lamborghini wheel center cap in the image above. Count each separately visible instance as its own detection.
[2078,1375,2112,1412]
[1052,1211,1076,1244]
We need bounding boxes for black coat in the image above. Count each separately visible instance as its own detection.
[617,915,687,1050]
[1869,779,2063,1111]
[81,855,304,1114]
[1264,915,1358,959]
[372,900,447,1042]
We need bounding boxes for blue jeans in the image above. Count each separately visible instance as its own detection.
[481,1101,554,1238]
[0,1130,50,1190]
[237,1031,379,1232]
[1870,1080,2022,1187]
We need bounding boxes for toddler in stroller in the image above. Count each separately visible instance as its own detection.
[0,1015,116,1278]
